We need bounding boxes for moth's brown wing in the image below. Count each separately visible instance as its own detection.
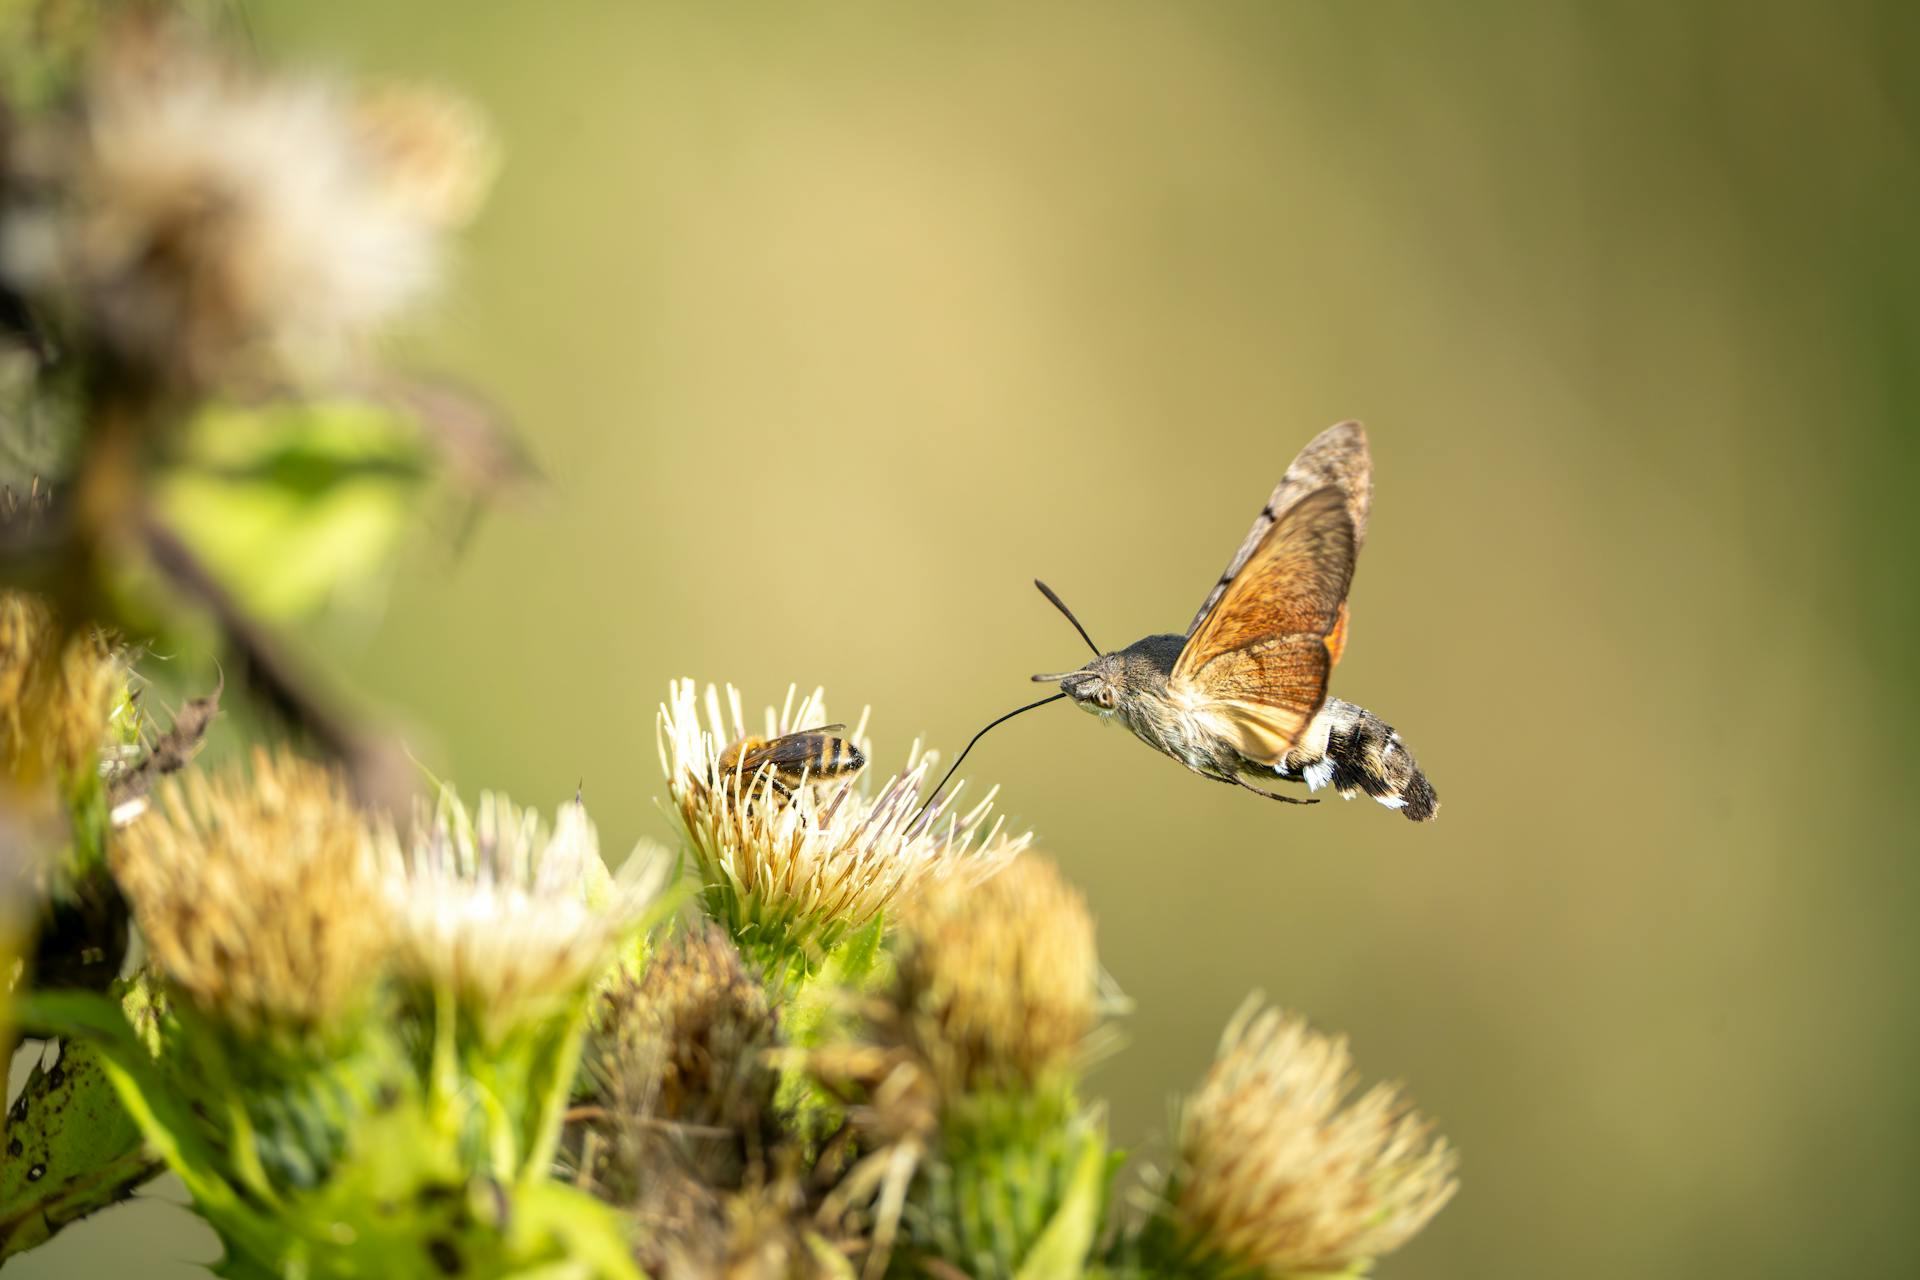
[1183,421,1372,637]
[1170,485,1358,763]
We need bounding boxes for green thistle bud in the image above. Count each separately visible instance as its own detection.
[381,788,672,1187]
[816,855,1110,1280]
[108,748,403,1200]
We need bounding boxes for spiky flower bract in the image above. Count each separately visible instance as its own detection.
[111,746,388,1046]
[659,680,1027,983]
[0,13,492,392]
[1151,1001,1459,1278]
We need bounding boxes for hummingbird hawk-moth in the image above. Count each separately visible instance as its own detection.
[1031,421,1437,821]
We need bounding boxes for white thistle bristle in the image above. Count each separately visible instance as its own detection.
[382,790,671,1043]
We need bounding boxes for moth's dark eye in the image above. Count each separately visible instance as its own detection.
[1098,689,1115,709]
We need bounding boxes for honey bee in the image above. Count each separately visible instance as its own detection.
[714,725,867,805]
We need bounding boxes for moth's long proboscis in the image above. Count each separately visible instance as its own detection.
[912,692,1067,825]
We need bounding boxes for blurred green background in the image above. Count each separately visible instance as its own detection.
[19,1,1919,1275]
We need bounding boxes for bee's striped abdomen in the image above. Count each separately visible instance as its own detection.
[810,735,864,780]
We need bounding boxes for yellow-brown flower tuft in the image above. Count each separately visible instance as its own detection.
[0,589,126,787]
[895,853,1098,1091]
[1171,1002,1458,1277]
[111,748,390,1039]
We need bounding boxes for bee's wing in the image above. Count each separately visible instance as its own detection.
[741,731,837,773]
[1170,425,1370,764]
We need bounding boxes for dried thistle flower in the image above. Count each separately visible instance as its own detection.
[1168,1001,1459,1277]
[0,588,126,786]
[631,1171,824,1280]
[111,747,389,1039]
[895,853,1099,1092]
[588,924,781,1198]
[382,790,672,1045]
[658,681,1027,975]
[0,16,493,391]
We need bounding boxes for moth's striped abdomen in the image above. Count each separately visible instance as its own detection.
[1277,698,1438,821]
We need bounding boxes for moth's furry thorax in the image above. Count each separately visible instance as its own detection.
[1049,635,1248,781]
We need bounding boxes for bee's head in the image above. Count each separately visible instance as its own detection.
[1032,654,1120,715]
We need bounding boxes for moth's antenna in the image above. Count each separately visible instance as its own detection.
[1034,579,1100,657]
[912,693,1066,825]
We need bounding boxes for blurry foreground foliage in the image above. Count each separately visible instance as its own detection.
[0,4,1456,1276]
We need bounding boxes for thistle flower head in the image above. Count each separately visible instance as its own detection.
[1170,1002,1459,1277]
[383,790,672,1045]
[895,853,1099,1091]
[0,16,493,391]
[0,588,127,786]
[630,1173,817,1280]
[589,924,780,1198]
[658,680,1027,974]
[111,748,389,1040]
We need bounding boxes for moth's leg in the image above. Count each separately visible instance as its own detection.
[1233,775,1318,806]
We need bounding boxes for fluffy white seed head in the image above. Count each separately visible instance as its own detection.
[0,18,492,391]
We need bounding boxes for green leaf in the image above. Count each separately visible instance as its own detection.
[15,989,247,1218]
[153,399,434,622]
[1012,1129,1109,1280]
[0,1036,160,1262]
